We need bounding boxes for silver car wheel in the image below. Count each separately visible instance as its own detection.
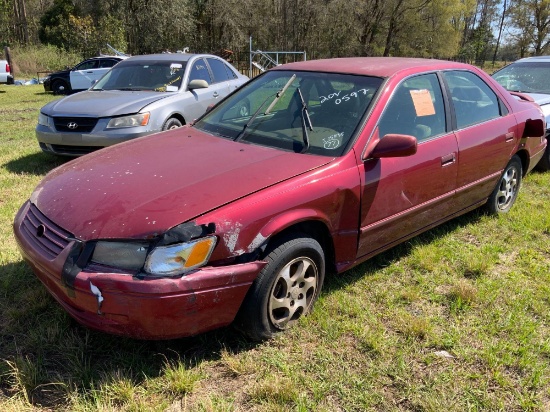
[496,166,519,210]
[268,256,318,330]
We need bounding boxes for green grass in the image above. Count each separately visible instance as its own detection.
[1,83,550,411]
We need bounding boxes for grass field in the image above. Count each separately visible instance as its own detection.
[1,84,549,411]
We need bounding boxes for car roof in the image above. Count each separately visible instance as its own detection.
[272,57,475,78]
[122,53,218,63]
[514,56,550,63]
[87,56,126,61]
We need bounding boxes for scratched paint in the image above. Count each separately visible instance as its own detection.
[221,221,243,253]
[248,232,267,252]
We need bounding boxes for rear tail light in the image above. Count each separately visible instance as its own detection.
[5,63,10,74]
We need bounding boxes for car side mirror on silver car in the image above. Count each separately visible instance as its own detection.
[188,79,209,90]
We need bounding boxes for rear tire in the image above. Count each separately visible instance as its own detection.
[162,117,183,131]
[486,155,522,214]
[236,233,325,341]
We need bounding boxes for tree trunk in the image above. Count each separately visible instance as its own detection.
[492,0,507,65]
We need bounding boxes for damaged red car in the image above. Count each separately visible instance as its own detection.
[14,58,547,341]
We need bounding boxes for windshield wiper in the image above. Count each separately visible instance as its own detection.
[296,87,313,153]
[235,74,296,142]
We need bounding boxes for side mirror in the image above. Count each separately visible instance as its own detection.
[523,118,545,138]
[188,79,209,90]
[370,134,417,159]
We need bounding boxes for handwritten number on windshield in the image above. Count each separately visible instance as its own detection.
[319,88,369,105]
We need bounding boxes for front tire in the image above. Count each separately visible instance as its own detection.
[486,155,522,214]
[162,117,183,131]
[236,233,325,341]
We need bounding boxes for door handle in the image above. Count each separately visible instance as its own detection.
[441,153,456,167]
[505,132,514,142]
[86,71,94,74]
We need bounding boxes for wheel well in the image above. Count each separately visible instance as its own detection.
[514,149,529,177]
[167,113,186,126]
[263,221,336,274]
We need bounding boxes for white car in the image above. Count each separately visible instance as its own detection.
[492,56,550,170]
[0,59,13,84]
[43,56,127,94]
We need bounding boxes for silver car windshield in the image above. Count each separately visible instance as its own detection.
[493,62,550,94]
[92,60,187,92]
[194,70,382,156]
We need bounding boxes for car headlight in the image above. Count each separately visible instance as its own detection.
[144,236,217,276]
[90,241,149,270]
[88,236,217,276]
[38,112,50,127]
[106,112,150,129]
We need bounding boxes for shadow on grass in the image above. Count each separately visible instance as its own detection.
[3,151,68,176]
[0,208,485,408]
[0,260,258,408]
[322,208,485,294]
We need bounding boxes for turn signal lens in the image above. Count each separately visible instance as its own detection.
[145,236,217,276]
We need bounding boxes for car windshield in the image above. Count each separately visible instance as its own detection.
[92,60,186,92]
[493,61,550,94]
[194,70,382,156]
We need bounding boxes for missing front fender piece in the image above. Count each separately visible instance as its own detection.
[89,281,104,315]
[62,239,94,289]
[158,221,215,246]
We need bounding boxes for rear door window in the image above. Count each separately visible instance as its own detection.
[207,58,230,83]
[444,71,502,129]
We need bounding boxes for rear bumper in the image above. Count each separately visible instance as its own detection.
[13,202,265,340]
[0,74,13,84]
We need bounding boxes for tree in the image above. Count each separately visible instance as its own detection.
[509,0,550,55]
[38,0,80,49]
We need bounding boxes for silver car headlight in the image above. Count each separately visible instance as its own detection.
[144,236,217,276]
[106,112,150,129]
[38,112,50,127]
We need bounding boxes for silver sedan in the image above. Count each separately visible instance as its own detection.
[36,53,249,156]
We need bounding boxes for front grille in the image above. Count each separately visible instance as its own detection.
[53,117,98,133]
[20,203,73,260]
[47,144,103,156]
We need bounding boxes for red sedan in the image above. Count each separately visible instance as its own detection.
[14,58,547,340]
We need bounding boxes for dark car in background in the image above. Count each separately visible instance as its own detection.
[15,57,546,341]
[492,56,550,170]
[37,53,248,156]
[43,56,127,94]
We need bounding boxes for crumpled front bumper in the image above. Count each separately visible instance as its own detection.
[13,201,265,340]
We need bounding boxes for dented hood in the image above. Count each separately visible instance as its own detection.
[31,128,333,240]
[41,90,170,117]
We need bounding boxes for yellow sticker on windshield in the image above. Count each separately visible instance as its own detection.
[410,89,436,117]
